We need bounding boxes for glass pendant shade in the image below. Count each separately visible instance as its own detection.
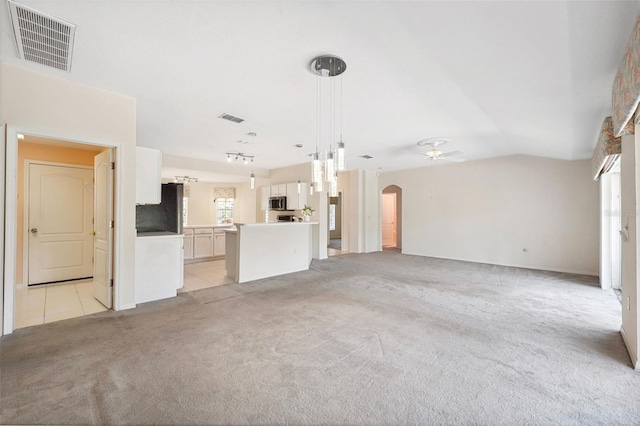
[309,182,315,195]
[336,141,345,171]
[250,172,255,190]
[329,179,338,197]
[297,179,301,194]
[325,151,335,182]
[311,152,322,183]
[315,179,323,192]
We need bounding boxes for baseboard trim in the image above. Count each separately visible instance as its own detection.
[119,303,136,311]
[184,255,225,265]
[400,252,599,277]
[620,326,639,370]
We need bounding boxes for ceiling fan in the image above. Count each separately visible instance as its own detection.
[417,137,465,162]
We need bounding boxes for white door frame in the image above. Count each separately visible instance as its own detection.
[23,160,94,287]
[4,125,123,335]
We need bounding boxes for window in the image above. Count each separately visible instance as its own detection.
[182,197,188,226]
[216,197,234,223]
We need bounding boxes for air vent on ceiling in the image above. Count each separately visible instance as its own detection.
[8,0,76,72]
[219,113,245,124]
[360,155,374,159]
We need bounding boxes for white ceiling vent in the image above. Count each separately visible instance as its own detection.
[218,113,245,124]
[8,0,76,72]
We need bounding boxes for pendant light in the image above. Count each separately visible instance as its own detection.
[310,55,347,190]
[295,144,303,194]
[249,132,256,190]
[336,76,346,171]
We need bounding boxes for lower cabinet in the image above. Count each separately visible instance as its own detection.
[184,226,229,262]
[214,229,226,256]
[194,228,214,258]
[183,229,194,260]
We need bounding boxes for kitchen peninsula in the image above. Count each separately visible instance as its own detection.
[225,221,320,283]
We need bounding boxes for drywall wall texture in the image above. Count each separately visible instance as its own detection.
[16,141,103,285]
[2,63,137,312]
[379,155,599,275]
[621,130,639,368]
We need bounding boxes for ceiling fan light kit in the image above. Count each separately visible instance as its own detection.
[417,137,465,162]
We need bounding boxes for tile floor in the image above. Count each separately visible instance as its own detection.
[328,247,349,256]
[180,259,234,293]
[15,280,108,329]
[15,256,338,329]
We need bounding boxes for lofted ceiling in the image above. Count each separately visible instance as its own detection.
[1,1,639,177]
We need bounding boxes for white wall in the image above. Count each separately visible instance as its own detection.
[1,63,137,332]
[379,155,599,275]
[183,181,256,225]
[621,128,639,368]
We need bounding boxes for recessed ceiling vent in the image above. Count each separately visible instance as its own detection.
[8,0,76,72]
[360,155,374,159]
[219,113,245,124]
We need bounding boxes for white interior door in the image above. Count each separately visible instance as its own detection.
[94,150,113,309]
[382,193,397,248]
[28,163,94,285]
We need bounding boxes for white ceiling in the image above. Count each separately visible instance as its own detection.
[1,1,638,175]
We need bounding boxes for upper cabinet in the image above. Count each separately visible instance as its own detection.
[260,186,271,210]
[136,147,162,205]
[270,184,286,197]
[286,182,308,210]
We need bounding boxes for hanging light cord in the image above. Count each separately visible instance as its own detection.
[340,75,343,143]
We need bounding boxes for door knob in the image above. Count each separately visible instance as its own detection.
[30,228,38,234]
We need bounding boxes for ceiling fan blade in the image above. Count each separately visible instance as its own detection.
[439,150,463,158]
[439,156,465,162]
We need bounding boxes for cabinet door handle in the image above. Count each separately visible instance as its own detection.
[30,228,38,234]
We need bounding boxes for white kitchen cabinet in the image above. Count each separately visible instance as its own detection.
[261,186,271,210]
[286,182,308,210]
[183,228,194,260]
[135,234,183,304]
[271,184,287,197]
[136,146,162,205]
[214,228,226,256]
[193,228,214,258]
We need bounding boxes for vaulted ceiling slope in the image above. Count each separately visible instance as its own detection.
[1,1,638,172]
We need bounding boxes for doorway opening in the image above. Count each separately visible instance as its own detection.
[382,185,402,251]
[328,192,346,256]
[11,135,115,330]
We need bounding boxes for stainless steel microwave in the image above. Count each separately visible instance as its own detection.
[268,196,287,211]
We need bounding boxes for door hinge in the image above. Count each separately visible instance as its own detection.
[109,279,113,287]
[110,220,114,228]
[92,257,94,264]
[111,162,115,170]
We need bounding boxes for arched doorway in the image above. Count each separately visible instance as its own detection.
[381,185,402,250]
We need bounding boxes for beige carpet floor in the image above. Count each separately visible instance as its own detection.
[1,251,638,425]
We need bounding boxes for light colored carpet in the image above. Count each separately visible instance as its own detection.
[1,251,638,425]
